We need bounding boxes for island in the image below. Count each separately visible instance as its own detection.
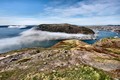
[35,23,95,34]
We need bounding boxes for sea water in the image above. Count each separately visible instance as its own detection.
[83,30,120,44]
[0,27,119,53]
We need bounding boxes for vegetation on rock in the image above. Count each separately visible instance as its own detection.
[35,23,95,34]
[0,38,120,80]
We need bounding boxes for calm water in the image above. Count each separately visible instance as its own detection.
[0,27,28,39]
[0,27,120,53]
[83,30,120,44]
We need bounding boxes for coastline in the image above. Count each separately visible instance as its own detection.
[0,38,120,80]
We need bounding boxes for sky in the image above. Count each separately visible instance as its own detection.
[0,0,120,25]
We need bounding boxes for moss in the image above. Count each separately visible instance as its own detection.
[23,65,111,80]
[17,57,31,63]
[0,71,14,80]
[94,57,107,62]
[0,65,111,80]
[0,48,46,57]
[95,56,120,62]
[113,58,120,61]
[58,41,77,50]
[106,48,120,54]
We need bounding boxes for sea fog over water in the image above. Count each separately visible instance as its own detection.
[0,26,120,53]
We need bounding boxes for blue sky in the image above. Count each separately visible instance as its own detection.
[0,0,120,25]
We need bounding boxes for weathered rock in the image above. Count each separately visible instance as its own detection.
[0,38,120,79]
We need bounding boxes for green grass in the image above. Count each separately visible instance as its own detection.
[23,65,111,80]
[0,71,14,80]
[0,65,111,80]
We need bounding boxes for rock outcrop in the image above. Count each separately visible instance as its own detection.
[94,38,120,48]
[0,38,120,80]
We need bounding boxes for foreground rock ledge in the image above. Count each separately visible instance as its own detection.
[0,38,120,80]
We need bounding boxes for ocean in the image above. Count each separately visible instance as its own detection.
[0,26,120,53]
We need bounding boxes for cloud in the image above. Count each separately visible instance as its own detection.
[0,16,53,25]
[0,15,119,25]
[45,0,120,17]
[0,0,119,25]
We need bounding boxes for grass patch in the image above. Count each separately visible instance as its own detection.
[0,64,112,80]
[23,65,111,80]
[112,57,120,61]
[0,71,14,80]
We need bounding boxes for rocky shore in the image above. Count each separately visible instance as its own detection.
[0,38,120,80]
[114,30,120,33]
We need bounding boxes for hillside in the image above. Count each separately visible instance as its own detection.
[35,23,95,34]
[0,38,120,80]
[94,38,120,48]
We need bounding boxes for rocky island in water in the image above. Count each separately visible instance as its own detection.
[35,23,95,34]
[0,24,120,80]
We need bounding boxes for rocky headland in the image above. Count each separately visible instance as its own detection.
[35,23,95,34]
[0,38,120,80]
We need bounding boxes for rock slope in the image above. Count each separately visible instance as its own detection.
[0,38,120,80]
